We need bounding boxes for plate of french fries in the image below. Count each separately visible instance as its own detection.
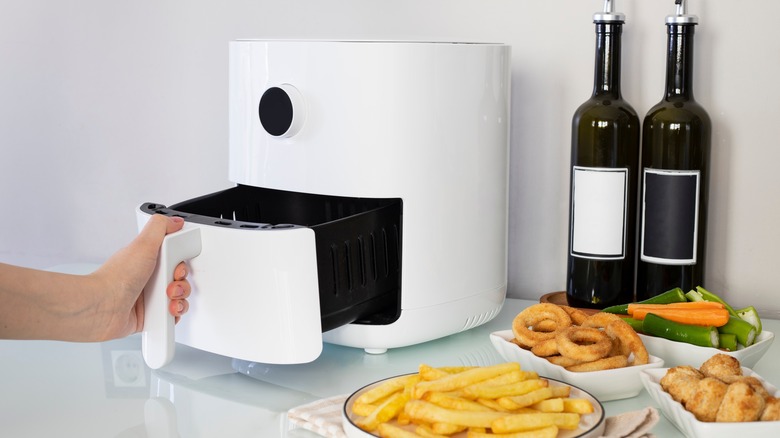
[342,362,605,438]
[490,330,664,401]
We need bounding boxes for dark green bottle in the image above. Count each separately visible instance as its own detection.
[566,0,640,309]
[637,0,711,300]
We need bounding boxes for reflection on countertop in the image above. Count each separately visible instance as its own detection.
[6,296,771,437]
[0,306,502,438]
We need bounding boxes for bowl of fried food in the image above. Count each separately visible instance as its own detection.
[342,362,605,438]
[639,354,780,438]
[490,303,664,401]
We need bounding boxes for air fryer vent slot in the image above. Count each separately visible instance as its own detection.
[327,225,400,297]
[459,304,502,332]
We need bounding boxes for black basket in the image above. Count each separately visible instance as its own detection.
[140,184,402,332]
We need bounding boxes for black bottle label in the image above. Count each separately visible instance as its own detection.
[640,169,700,265]
[570,166,628,260]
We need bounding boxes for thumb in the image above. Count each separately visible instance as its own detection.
[124,215,186,274]
[137,215,186,252]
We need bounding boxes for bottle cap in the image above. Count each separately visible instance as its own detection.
[593,0,625,23]
[666,0,699,25]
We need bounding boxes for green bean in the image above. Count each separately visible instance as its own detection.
[718,333,737,351]
[685,286,739,317]
[718,315,756,347]
[642,313,719,348]
[601,287,686,315]
[736,306,762,336]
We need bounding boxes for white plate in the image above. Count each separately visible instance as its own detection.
[640,366,780,438]
[490,330,664,402]
[639,330,774,368]
[342,373,605,438]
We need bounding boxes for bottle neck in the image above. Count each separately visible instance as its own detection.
[664,24,696,101]
[592,22,624,99]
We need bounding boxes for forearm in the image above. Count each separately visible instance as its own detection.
[0,263,102,341]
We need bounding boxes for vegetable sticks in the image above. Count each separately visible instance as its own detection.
[628,306,730,327]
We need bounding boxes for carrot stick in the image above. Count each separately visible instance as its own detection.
[629,308,730,327]
[626,301,725,314]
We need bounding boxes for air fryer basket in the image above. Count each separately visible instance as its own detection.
[140,184,402,332]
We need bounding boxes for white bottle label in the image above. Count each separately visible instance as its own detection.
[570,166,628,260]
[640,168,700,265]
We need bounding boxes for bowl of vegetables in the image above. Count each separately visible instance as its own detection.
[637,328,773,368]
[602,286,774,368]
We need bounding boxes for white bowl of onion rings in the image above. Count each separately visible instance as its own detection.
[638,330,774,369]
[490,330,664,401]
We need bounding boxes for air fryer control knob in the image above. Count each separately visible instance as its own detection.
[258,84,305,138]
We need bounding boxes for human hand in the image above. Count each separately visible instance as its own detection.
[90,215,192,341]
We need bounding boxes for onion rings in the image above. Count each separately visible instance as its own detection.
[581,312,623,330]
[530,338,560,357]
[565,355,629,372]
[555,326,613,362]
[606,319,649,365]
[533,319,559,333]
[546,355,583,368]
[560,305,589,326]
[511,304,651,373]
[512,303,572,348]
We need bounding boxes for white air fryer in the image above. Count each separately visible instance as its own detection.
[137,40,512,369]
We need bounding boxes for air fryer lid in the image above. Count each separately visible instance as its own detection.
[141,184,402,332]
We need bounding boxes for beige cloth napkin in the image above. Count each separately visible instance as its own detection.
[599,407,659,438]
[287,394,349,438]
[287,394,660,438]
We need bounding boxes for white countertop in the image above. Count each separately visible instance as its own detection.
[2,286,778,437]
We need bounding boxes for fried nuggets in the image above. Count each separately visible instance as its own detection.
[717,380,765,422]
[660,365,704,407]
[660,353,779,423]
[699,353,743,383]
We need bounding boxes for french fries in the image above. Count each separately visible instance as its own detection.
[355,392,411,432]
[349,363,596,437]
[412,363,521,399]
[358,374,420,405]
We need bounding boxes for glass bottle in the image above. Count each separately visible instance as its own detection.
[637,0,711,300]
[566,0,640,309]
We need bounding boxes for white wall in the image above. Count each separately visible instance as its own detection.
[2,0,779,317]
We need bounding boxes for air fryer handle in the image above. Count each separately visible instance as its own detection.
[142,227,202,369]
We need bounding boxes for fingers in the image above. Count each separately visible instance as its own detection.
[169,298,189,319]
[159,221,189,316]
[167,279,190,300]
[173,261,188,281]
[157,230,189,320]
[167,275,191,318]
